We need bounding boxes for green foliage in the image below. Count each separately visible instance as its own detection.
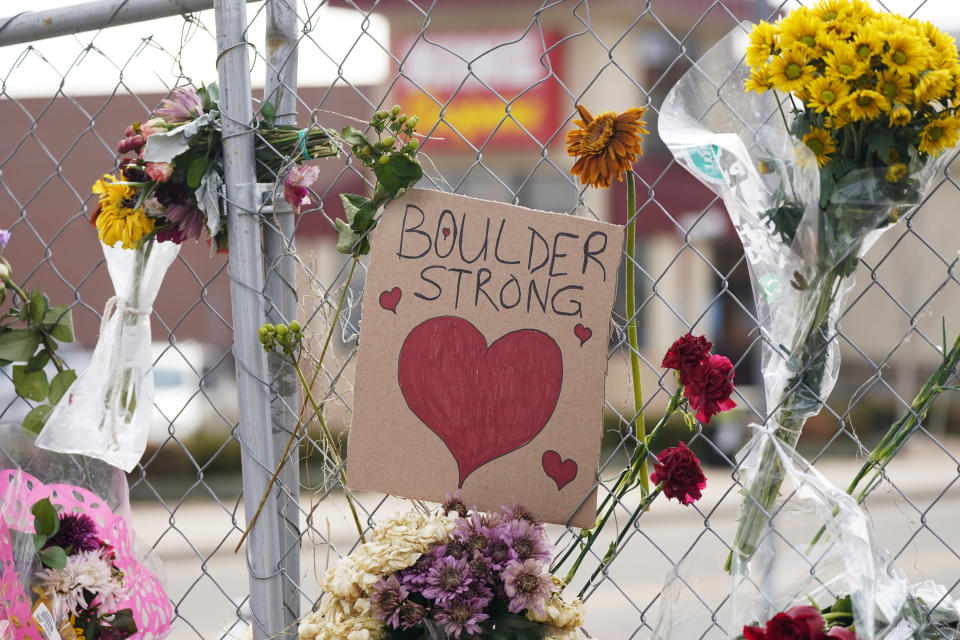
[335,107,424,257]
[29,498,66,569]
[0,255,77,431]
[259,99,276,128]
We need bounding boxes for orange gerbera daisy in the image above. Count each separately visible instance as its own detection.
[566,105,648,188]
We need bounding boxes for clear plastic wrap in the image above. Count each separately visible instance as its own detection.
[37,239,179,471]
[652,426,960,640]
[0,423,173,639]
[658,25,953,570]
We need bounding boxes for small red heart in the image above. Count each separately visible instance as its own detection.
[442,227,451,238]
[574,323,592,346]
[379,287,402,313]
[542,450,577,490]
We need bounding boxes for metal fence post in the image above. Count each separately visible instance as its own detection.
[214,1,285,638]
[263,0,301,631]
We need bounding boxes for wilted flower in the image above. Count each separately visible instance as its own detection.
[369,575,408,629]
[139,117,167,138]
[684,354,737,424]
[145,161,173,183]
[502,519,552,563]
[649,442,706,505]
[91,174,154,249]
[443,489,469,518]
[501,558,557,616]
[422,555,473,604]
[157,202,205,244]
[433,594,489,638]
[283,164,320,214]
[565,104,648,188]
[155,86,205,123]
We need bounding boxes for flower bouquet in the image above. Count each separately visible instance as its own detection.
[36,84,338,470]
[297,499,588,640]
[0,424,172,639]
[658,0,960,572]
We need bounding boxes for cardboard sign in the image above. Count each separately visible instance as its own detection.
[346,189,623,527]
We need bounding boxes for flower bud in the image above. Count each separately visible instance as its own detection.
[397,114,408,123]
[379,155,391,165]
[391,105,402,115]
[0,263,9,281]
[289,320,301,332]
[276,324,288,335]
[407,139,419,150]
[406,116,418,129]
[380,136,394,148]
[375,110,390,120]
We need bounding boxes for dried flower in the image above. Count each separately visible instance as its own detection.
[283,164,320,214]
[526,589,585,630]
[433,595,489,638]
[45,512,100,554]
[422,555,473,604]
[501,558,557,616]
[662,333,714,385]
[155,86,204,124]
[565,105,648,188]
[145,162,173,183]
[502,519,552,563]
[443,489,469,518]
[369,575,408,629]
[683,354,737,424]
[91,174,154,249]
[649,442,706,505]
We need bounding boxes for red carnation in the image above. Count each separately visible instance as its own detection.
[649,442,706,505]
[683,354,737,424]
[662,333,713,384]
[743,605,831,640]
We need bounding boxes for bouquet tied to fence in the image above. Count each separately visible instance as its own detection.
[36,83,338,471]
[658,0,960,575]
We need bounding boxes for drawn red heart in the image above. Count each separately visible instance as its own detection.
[574,323,592,346]
[398,316,563,487]
[542,450,577,490]
[379,287,402,313]
[442,227,451,238]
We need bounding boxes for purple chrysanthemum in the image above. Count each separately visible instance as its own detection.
[155,86,205,124]
[482,528,513,571]
[422,555,473,604]
[397,599,426,630]
[45,512,100,554]
[400,546,442,592]
[502,519,552,563]
[501,558,556,616]
[445,539,468,560]
[370,575,409,629]
[442,489,469,518]
[160,202,206,244]
[454,512,494,555]
[433,594,489,638]
[501,503,542,528]
[466,551,494,587]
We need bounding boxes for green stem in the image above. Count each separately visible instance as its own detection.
[624,170,649,496]
[554,388,682,586]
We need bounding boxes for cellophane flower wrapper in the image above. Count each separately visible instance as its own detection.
[0,424,173,639]
[651,426,960,640]
[658,25,952,569]
[37,239,179,471]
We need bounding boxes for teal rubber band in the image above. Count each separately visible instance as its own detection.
[297,128,311,160]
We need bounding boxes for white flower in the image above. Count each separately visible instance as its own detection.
[35,548,129,622]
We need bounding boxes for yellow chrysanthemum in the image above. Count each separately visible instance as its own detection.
[746,21,779,67]
[918,113,960,156]
[888,103,912,126]
[876,69,912,105]
[824,42,868,81]
[811,0,847,22]
[778,8,826,55]
[884,31,930,77]
[869,12,909,38]
[802,126,836,167]
[914,68,952,105]
[885,162,908,183]
[852,30,883,64]
[565,105,648,188]
[827,104,853,129]
[805,75,849,114]
[92,174,154,249]
[769,46,816,94]
[846,88,891,121]
[919,21,959,70]
[744,65,774,94]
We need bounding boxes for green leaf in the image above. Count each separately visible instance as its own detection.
[341,126,368,147]
[105,610,138,633]
[0,329,41,361]
[23,404,52,434]
[335,219,360,255]
[31,498,59,538]
[37,546,66,570]
[48,369,77,404]
[26,350,50,372]
[28,289,49,326]
[13,365,48,401]
[42,304,74,342]
[373,152,423,199]
[187,156,210,190]
[260,100,276,128]
[340,193,378,234]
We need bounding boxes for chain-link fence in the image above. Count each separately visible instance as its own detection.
[1,1,959,639]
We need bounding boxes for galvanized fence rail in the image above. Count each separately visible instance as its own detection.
[1,1,959,640]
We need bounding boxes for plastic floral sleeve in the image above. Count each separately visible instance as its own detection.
[36,239,179,471]
[657,24,952,572]
[0,425,173,639]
